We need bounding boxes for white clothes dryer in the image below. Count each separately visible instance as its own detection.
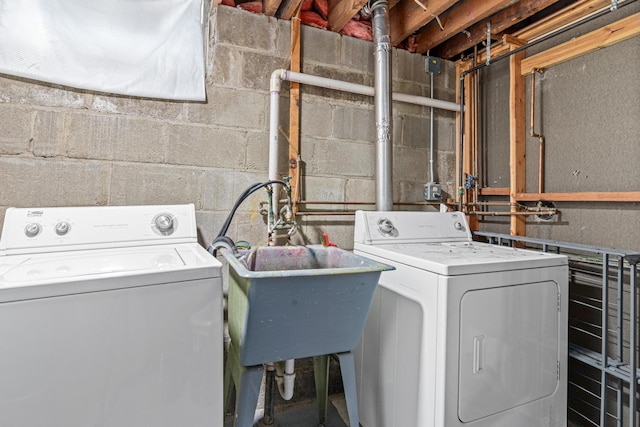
[353,210,568,427]
[0,204,223,427]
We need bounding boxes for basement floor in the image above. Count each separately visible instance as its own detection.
[224,392,585,427]
[224,393,349,427]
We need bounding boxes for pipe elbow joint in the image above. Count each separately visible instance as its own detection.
[270,69,287,92]
[276,371,296,401]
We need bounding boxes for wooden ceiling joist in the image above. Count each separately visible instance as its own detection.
[517,0,615,40]
[433,0,560,59]
[276,0,304,20]
[473,0,618,65]
[327,0,369,32]
[389,0,459,45]
[264,0,283,16]
[521,11,640,74]
[414,0,519,54]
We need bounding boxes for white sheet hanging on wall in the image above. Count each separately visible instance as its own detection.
[0,0,206,100]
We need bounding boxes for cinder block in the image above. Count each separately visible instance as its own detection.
[301,25,341,67]
[109,163,204,206]
[393,146,428,182]
[391,114,403,147]
[435,116,456,152]
[89,94,185,121]
[301,175,346,210]
[0,75,86,109]
[202,169,241,211]
[401,114,430,149]
[188,86,267,130]
[301,99,333,138]
[165,124,246,168]
[332,106,375,142]
[246,131,270,171]
[0,157,109,207]
[275,19,292,58]
[436,151,456,184]
[212,5,275,52]
[63,114,166,163]
[307,137,374,178]
[207,44,243,88]
[0,105,32,155]
[394,48,429,85]
[341,36,374,76]
[241,52,290,91]
[345,178,375,205]
[63,113,115,160]
[32,110,65,157]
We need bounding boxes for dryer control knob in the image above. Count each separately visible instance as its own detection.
[454,221,464,231]
[154,213,175,235]
[55,221,71,236]
[25,223,42,238]
[378,218,395,235]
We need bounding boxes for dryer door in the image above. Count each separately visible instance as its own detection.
[457,280,559,422]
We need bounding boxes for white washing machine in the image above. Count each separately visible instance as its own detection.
[353,210,568,427]
[0,204,223,427]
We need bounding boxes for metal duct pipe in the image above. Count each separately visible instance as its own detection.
[371,0,393,211]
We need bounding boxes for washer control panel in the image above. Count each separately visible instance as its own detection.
[0,204,197,254]
[354,210,472,244]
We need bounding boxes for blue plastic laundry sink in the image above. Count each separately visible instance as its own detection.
[221,245,393,366]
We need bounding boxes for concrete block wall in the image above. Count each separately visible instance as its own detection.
[0,5,456,249]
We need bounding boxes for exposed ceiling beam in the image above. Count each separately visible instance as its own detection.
[515,0,613,39]
[474,0,617,64]
[414,0,519,54]
[263,0,283,16]
[520,11,640,74]
[432,0,560,59]
[276,0,304,19]
[327,0,369,32]
[389,0,459,45]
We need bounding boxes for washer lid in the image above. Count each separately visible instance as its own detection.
[354,241,567,276]
[0,243,221,303]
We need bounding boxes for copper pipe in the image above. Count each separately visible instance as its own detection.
[468,210,557,217]
[530,68,546,193]
[295,211,356,216]
[297,201,441,206]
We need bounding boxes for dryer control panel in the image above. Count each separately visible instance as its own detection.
[0,204,198,254]
[354,210,472,245]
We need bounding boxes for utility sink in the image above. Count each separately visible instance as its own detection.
[222,245,393,366]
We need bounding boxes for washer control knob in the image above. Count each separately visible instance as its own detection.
[55,221,71,236]
[378,218,395,235]
[454,221,464,231]
[25,223,42,238]
[154,213,175,235]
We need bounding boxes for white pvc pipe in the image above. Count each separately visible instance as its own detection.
[275,359,296,401]
[282,70,461,112]
[266,67,462,400]
[268,68,461,205]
